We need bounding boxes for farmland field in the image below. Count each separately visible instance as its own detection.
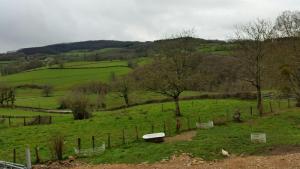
[0,98,298,164]
[0,67,130,90]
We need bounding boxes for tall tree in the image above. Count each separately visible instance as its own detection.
[134,33,200,117]
[275,11,300,106]
[234,19,275,116]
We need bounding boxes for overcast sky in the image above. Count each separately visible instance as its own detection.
[0,0,299,52]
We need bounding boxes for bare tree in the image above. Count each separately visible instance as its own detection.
[110,75,133,107]
[134,32,200,116]
[42,84,54,97]
[275,10,300,38]
[0,84,15,107]
[234,19,275,116]
[275,11,300,106]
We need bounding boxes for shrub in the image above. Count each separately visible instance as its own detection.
[61,92,92,120]
[50,133,64,160]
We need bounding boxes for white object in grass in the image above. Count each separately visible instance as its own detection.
[142,132,165,140]
[221,149,230,157]
[251,133,266,143]
[196,121,214,129]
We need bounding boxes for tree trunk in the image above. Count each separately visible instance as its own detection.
[296,96,300,107]
[174,96,181,117]
[257,85,264,116]
[124,94,129,107]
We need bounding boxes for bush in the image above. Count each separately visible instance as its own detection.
[60,92,92,120]
[58,97,68,109]
[50,133,64,160]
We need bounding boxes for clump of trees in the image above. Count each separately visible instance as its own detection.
[0,84,15,107]
[72,81,109,108]
[72,81,109,95]
[233,10,300,112]
[1,59,44,76]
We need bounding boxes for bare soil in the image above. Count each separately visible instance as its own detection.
[34,151,300,169]
[164,130,197,143]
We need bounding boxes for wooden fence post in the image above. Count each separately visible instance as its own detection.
[269,102,273,113]
[151,124,154,133]
[13,148,16,163]
[49,116,52,124]
[288,98,290,108]
[38,115,41,125]
[92,136,95,150]
[8,117,11,126]
[77,138,81,151]
[107,133,111,149]
[176,118,181,133]
[163,121,166,134]
[122,129,125,144]
[35,146,40,164]
[250,106,253,116]
[135,126,139,141]
[187,117,190,130]
[23,117,26,126]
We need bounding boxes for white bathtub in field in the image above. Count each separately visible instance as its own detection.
[143,132,165,143]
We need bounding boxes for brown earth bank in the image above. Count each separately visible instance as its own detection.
[34,152,300,169]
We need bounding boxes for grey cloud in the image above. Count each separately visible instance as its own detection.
[0,0,299,52]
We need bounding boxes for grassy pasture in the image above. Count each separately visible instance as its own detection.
[0,67,130,90]
[0,99,298,164]
[52,60,127,68]
[198,43,234,56]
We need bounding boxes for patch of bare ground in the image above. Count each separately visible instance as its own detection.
[264,145,300,155]
[164,130,197,143]
[35,152,300,169]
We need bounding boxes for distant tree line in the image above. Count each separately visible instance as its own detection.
[1,59,44,75]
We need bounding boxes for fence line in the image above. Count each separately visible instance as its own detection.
[3,98,297,165]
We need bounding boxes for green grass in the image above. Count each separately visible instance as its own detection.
[0,108,71,128]
[0,67,130,90]
[0,99,298,164]
[198,43,234,56]
[52,60,127,68]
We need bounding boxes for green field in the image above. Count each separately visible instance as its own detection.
[52,60,127,68]
[0,67,130,90]
[0,59,199,110]
[0,99,298,164]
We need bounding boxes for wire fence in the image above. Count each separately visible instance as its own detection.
[1,97,297,165]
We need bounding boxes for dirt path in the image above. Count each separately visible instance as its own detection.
[35,152,300,169]
[74,153,300,169]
